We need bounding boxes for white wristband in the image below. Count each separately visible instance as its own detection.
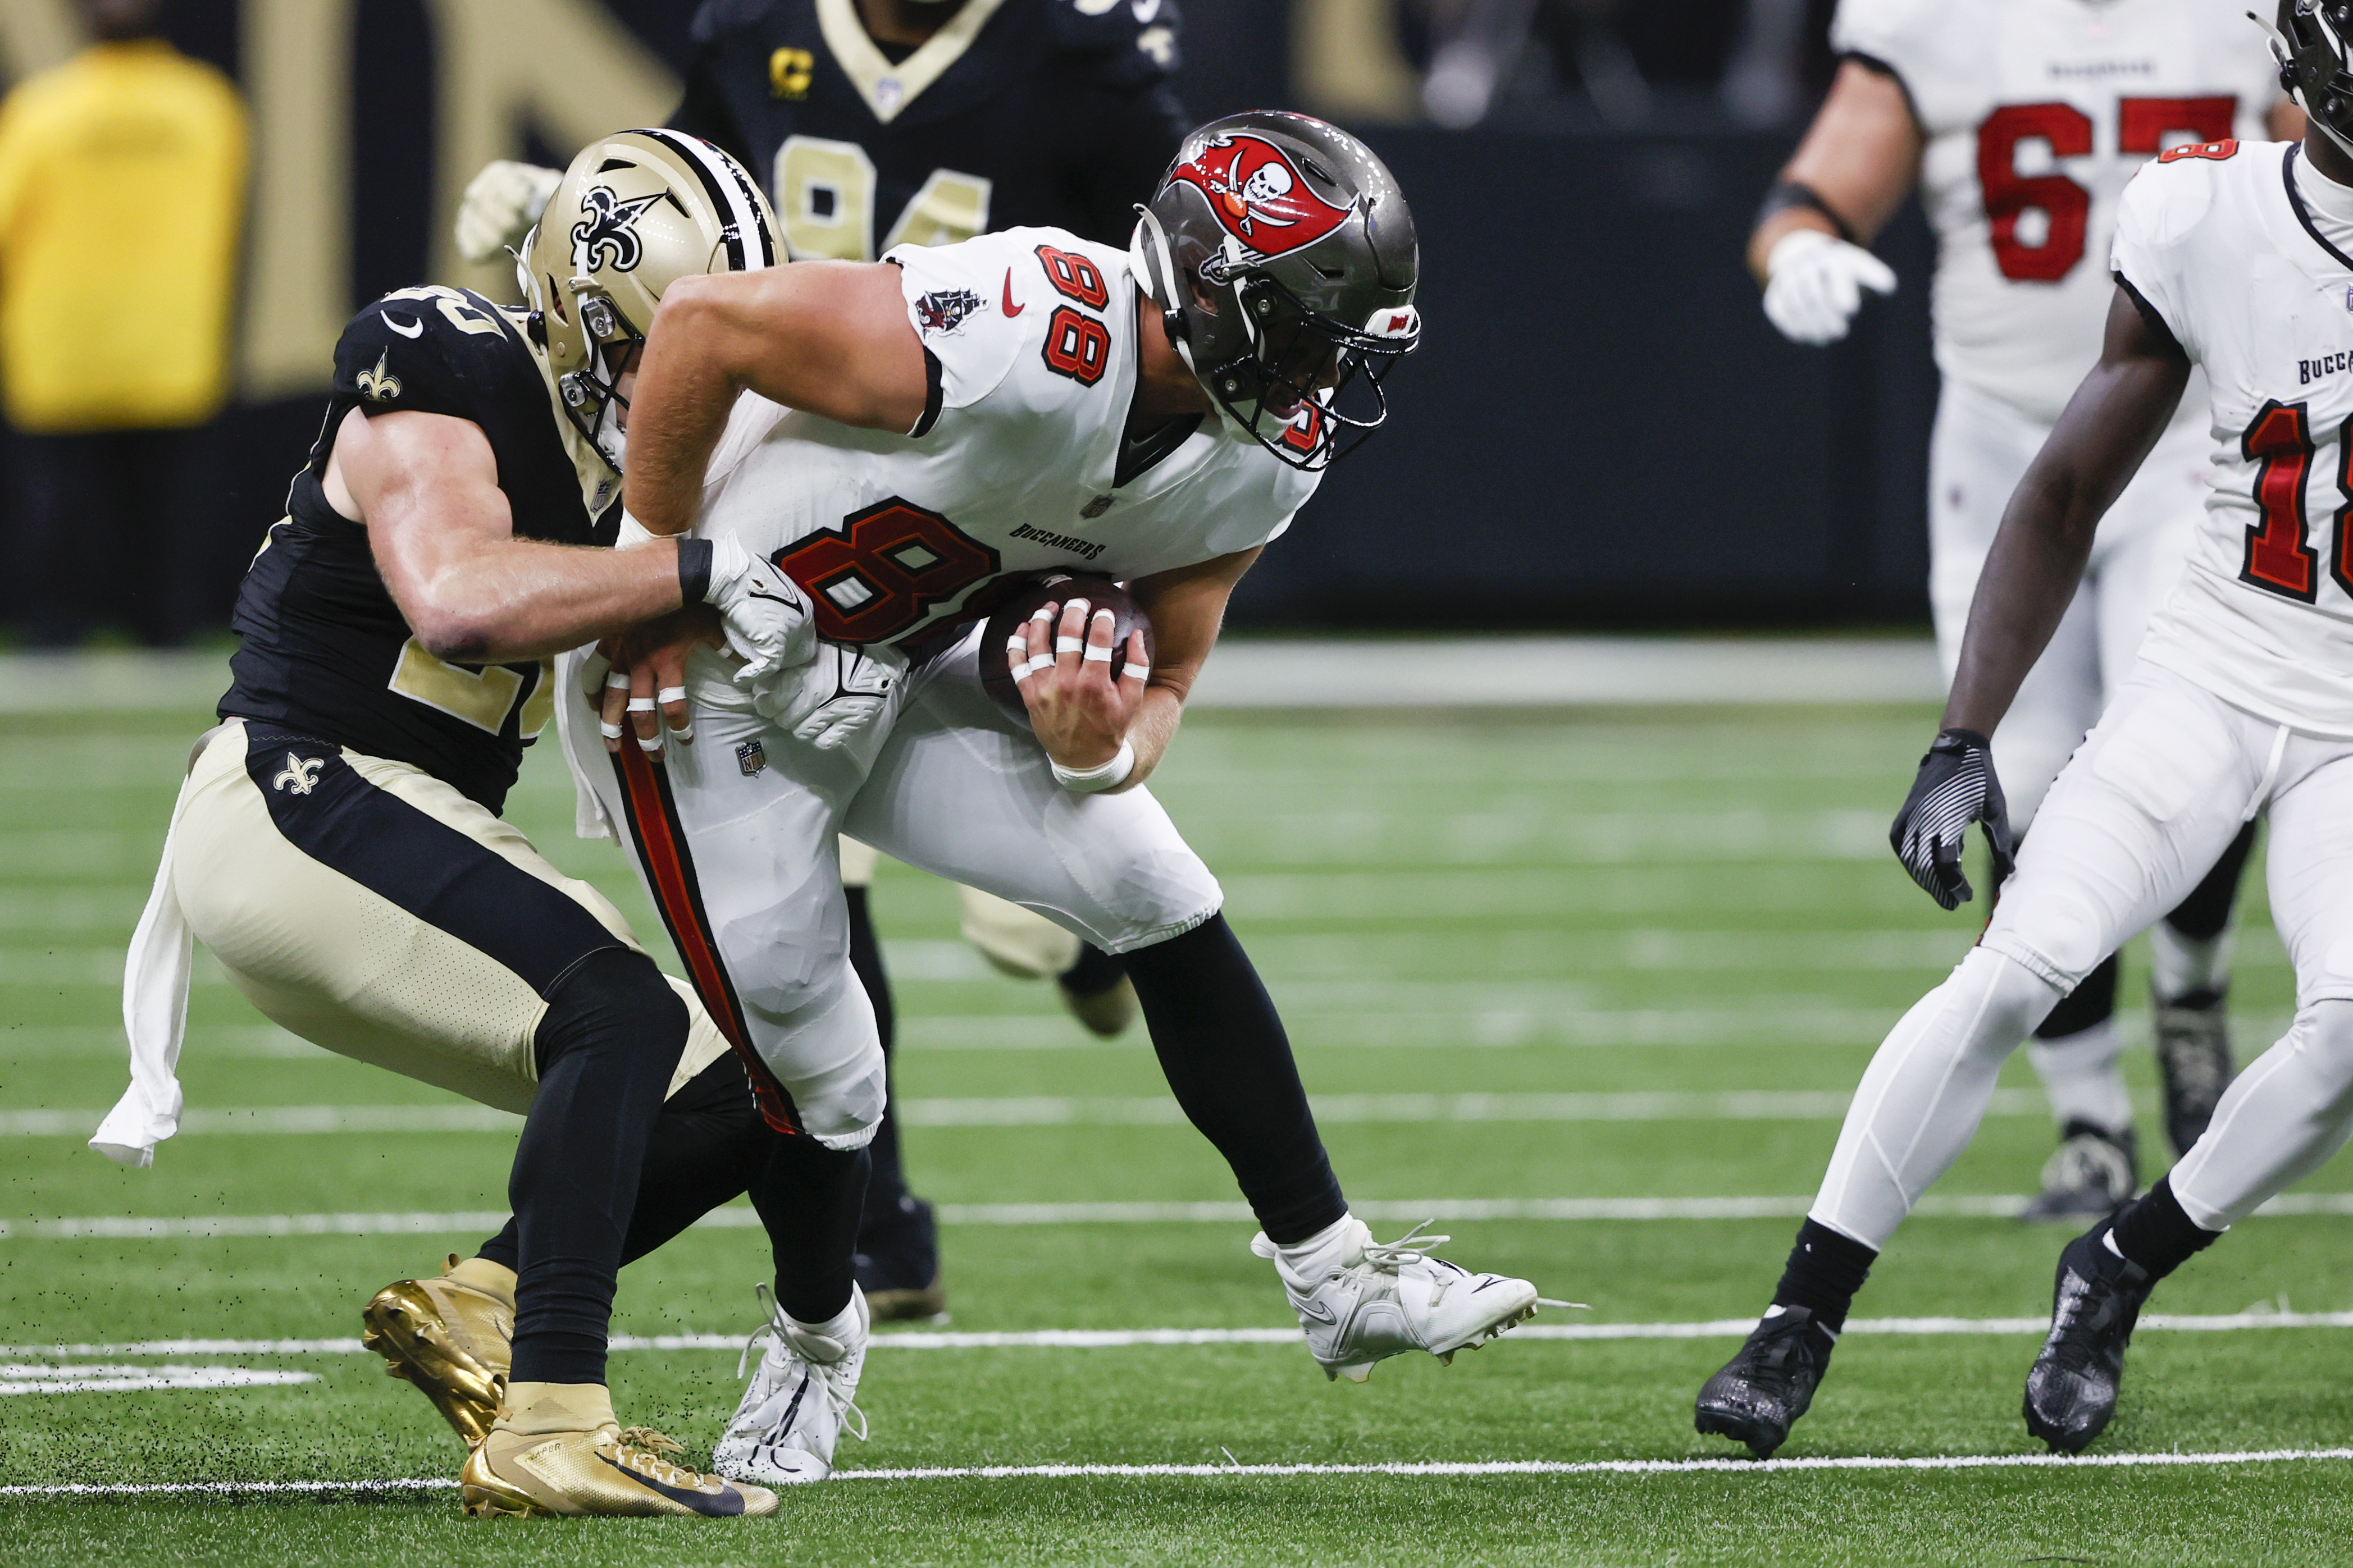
[1052,739,1135,794]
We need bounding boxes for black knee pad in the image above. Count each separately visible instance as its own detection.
[2035,951,2120,1040]
[534,945,688,1077]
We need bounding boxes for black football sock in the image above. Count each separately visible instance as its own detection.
[845,885,911,1225]
[1059,941,1127,998]
[1121,914,1346,1244]
[2034,951,2120,1040]
[2106,1177,2222,1282]
[750,1133,871,1325]
[477,1051,765,1275]
[2162,821,2259,947]
[1771,1219,1878,1336]
[506,947,686,1386]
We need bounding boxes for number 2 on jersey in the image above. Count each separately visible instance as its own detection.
[775,136,993,261]
[1977,97,2236,282]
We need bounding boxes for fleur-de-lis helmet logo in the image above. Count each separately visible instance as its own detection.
[354,350,400,401]
[569,185,666,274]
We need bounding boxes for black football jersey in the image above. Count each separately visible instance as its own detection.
[220,287,621,815]
[670,0,1187,258]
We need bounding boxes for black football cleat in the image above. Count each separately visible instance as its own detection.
[2022,1223,2154,1453]
[1694,1306,1834,1459]
[854,1194,946,1322]
[2154,990,2233,1157]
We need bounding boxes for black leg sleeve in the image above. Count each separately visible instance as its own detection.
[2163,820,2259,944]
[506,946,688,1386]
[1121,914,1346,1244]
[750,1133,871,1324]
[845,885,910,1223]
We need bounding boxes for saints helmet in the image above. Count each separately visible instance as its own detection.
[2272,1,2353,157]
[1130,112,1420,470]
[519,128,780,468]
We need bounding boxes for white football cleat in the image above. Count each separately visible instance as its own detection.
[712,1284,870,1485]
[1252,1218,1556,1383]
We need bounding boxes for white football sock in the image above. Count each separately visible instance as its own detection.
[1261,1214,1366,1293]
[1812,947,2062,1250]
[2026,1018,2133,1138]
[2171,1000,2353,1230]
[2149,919,2235,1004]
[788,1297,864,1344]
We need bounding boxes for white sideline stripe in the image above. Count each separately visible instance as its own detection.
[0,1364,316,1395]
[0,1090,2055,1139]
[14,1312,2353,1360]
[4,1448,2350,1496]
[10,1191,2353,1239]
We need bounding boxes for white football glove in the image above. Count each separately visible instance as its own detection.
[454,160,561,264]
[1761,228,1898,345]
[703,536,816,686]
[756,641,905,752]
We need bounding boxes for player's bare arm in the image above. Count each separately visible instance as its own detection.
[327,406,692,664]
[1017,547,1260,792]
[625,262,931,536]
[1748,58,1923,281]
[1941,288,2193,738]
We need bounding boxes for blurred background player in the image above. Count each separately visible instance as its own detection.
[448,0,1188,1320]
[0,0,244,647]
[1746,0,2299,1220]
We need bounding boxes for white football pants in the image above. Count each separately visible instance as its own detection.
[1813,662,2353,1249]
[558,629,1220,1145]
[1928,380,2210,829]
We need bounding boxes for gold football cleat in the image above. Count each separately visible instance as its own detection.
[461,1383,778,1519]
[362,1254,515,1447]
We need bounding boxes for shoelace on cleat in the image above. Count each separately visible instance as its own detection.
[737,1283,870,1446]
[612,1427,710,1490]
[1359,1222,1449,1273]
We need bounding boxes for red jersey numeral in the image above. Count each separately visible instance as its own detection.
[2240,400,2322,602]
[772,499,1001,643]
[1042,305,1111,385]
[1036,245,1110,310]
[1976,95,2240,283]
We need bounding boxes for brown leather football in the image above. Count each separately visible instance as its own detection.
[978,573,1155,729]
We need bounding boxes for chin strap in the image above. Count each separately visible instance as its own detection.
[1129,204,1197,376]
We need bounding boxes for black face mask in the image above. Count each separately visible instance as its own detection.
[1199,275,1417,472]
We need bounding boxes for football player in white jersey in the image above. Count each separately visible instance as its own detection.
[568,113,1554,1485]
[1752,0,2301,1219]
[1699,0,2353,1459]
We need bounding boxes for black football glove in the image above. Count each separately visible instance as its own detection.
[1890,729,2016,911]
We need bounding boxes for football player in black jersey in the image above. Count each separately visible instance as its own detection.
[113,132,826,1517]
[453,0,1189,1323]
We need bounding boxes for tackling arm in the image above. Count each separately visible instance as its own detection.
[331,407,690,664]
[1941,286,2192,736]
[623,263,933,536]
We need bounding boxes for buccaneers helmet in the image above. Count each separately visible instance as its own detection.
[2272,1,2353,156]
[519,128,781,468]
[1130,112,1420,470]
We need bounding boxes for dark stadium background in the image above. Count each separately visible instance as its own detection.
[0,0,1936,636]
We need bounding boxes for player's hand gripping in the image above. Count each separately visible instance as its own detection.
[454,159,561,264]
[1011,596,1148,784]
[759,640,904,752]
[700,536,816,685]
[594,605,723,755]
[1890,728,2017,911]
[1762,230,1898,345]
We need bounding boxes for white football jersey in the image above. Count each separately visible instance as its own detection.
[2115,139,2353,737]
[692,226,1318,650]
[1831,0,2281,423]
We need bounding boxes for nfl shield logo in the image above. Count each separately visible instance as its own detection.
[737,739,767,777]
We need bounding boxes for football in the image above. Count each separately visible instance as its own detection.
[977,572,1156,728]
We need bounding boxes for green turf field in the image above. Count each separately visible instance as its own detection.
[2,685,2348,1565]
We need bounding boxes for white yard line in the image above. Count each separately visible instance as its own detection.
[8,1191,2353,1240]
[13,1312,2353,1361]
[0,1365,316,1395]
[4,1448,2351,1496]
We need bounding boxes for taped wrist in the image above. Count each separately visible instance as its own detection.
[1756,180,1857,245]
[1053,739,1135,794]
[677,538,714,606]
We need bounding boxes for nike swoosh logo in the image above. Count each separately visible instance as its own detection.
[1296,1299,1338,1326]
[383,314,423,339]
[593,1453,744,1516]
[1001,269,1024,318]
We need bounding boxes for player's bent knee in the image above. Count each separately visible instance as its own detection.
[535,945,689,1078]
[783,1050,887,1151]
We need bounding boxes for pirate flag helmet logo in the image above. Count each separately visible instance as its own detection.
[1169,133,1355,259]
